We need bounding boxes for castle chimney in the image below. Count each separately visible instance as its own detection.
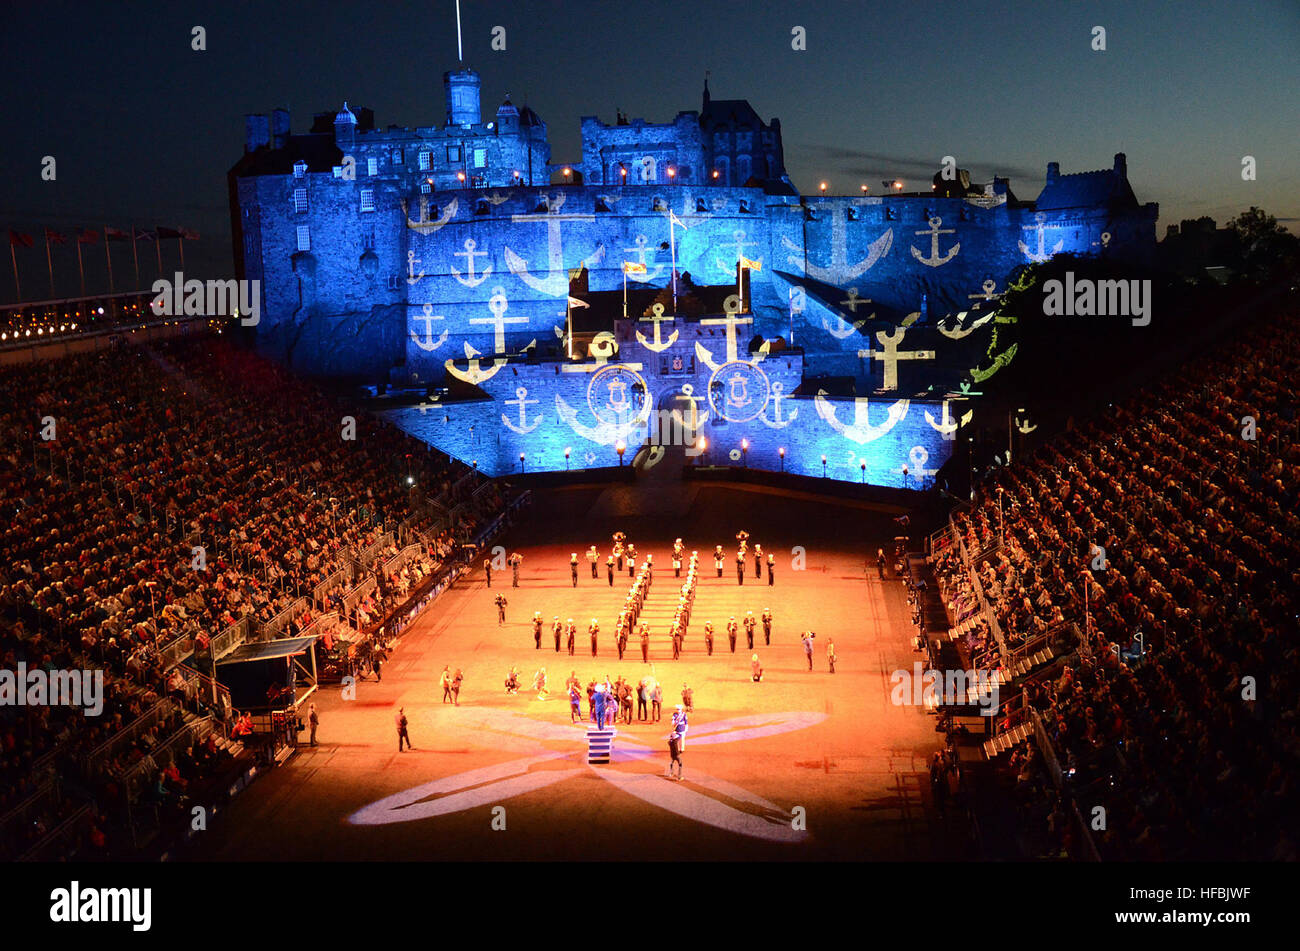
[271,108,291,149]
[1113,152,1127,177]
[1046,161,1059,183]
[244,114,270,152]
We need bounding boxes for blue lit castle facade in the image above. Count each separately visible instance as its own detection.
[229,69,1157,486]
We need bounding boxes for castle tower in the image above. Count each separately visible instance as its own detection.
[444,68,482,127]
[334,101,357,150]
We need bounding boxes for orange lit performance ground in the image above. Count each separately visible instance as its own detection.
[187,482,970,861]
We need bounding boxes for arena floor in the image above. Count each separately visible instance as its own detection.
[187,480,972,861]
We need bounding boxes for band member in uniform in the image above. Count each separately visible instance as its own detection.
[566,618,576,656]
[627,543,637,577]
[570,552,579,587]
[672,551,682,577]
[727,616,738,653]
[484,557,493,588]
[553,615,563,652]
[639,624,650,663]
[827,637,837,673]
[751,654,763,682]
[802,631,816,671]
[569,682,583,722]
[617,623,628,660]
[589,617,599,656]
[744,611,757,650]
[509,552,522,587]
[714,545,725,578]
[672,629,682,659]
[495,593,507,625]
[587,545,600,578]
[704,621,714,656]
[762,608,773,645]
[736,551,745,585]
[767,553,776,586]
[532,611,543,648]
[681,683,694,713]
[607,555,616,586]
[754,543,763,578]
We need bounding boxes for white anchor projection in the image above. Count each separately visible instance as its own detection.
[824,287,872,340]
[555,336,650,445]
[937,309,994,340]
[759,380,797,429]
[1019,212,1064,263]
[401,196,459,235]
[452,238,492,287]
[968,279,1001,303]
[622,234,665,283]
[501,386,542,434]
[714,229,762,278]
[869,327,935,391]
[924,400,973,440]
[409,303,449,352]
[407,250,425,285]
[444,288,532,385]
[346,708,827,842]
[695,295,764,373]
[636,302,678,352]
[896,445,939,481]
[814,391,911,444]
[910,217,960,267]
[783,203,893,284]
[482,190,514,206]
[668,382,709,434]
[504,192,606,297]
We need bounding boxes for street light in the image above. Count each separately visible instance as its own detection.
[860,460,866,483]
[860,184,869,194]
[616,442,626,466]
[741,438,748,468]
[778,446,785,473]
[819,181,827,195]
[698,436,707,466]
[519,451,526,473]
[667,167,676,179]
[564,447,571,470]
[821,454,827,478]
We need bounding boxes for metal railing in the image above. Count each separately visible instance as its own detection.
[259,597,309,640]
[84,697,177,778]
[211,616,254,661]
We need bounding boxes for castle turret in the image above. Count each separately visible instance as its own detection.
[334,101,357,150]
[444,68,482,127]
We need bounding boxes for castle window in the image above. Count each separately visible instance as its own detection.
[332,166,343,178]
[420,182,431,195]
[360,188,375,212]
[393,149,404,165]
[737,155,751,183]
[387,274,400,291]
[418,150,431,171]
[473,148,487,169]
[367,156,378,176]
[292,160,307,178]
[447,146,461,163]
[293,188,307,213]
[362,228,375,250]
[296,225,310,251]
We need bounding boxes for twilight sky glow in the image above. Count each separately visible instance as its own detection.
[1,0,1296,300]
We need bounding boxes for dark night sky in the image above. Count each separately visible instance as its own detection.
[2,0,1296,302]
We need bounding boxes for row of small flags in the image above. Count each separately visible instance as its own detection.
[619,256,760,275]
[8,227,199,247]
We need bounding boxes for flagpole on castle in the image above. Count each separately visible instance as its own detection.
[75,233,86,298]
[9,241,20,302]
[103,227,115,295]
[131,225,140,289]
[44,231,55,299]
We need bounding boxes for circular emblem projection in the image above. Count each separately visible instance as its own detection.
[707,361,771,423]
[588,364,650,427]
